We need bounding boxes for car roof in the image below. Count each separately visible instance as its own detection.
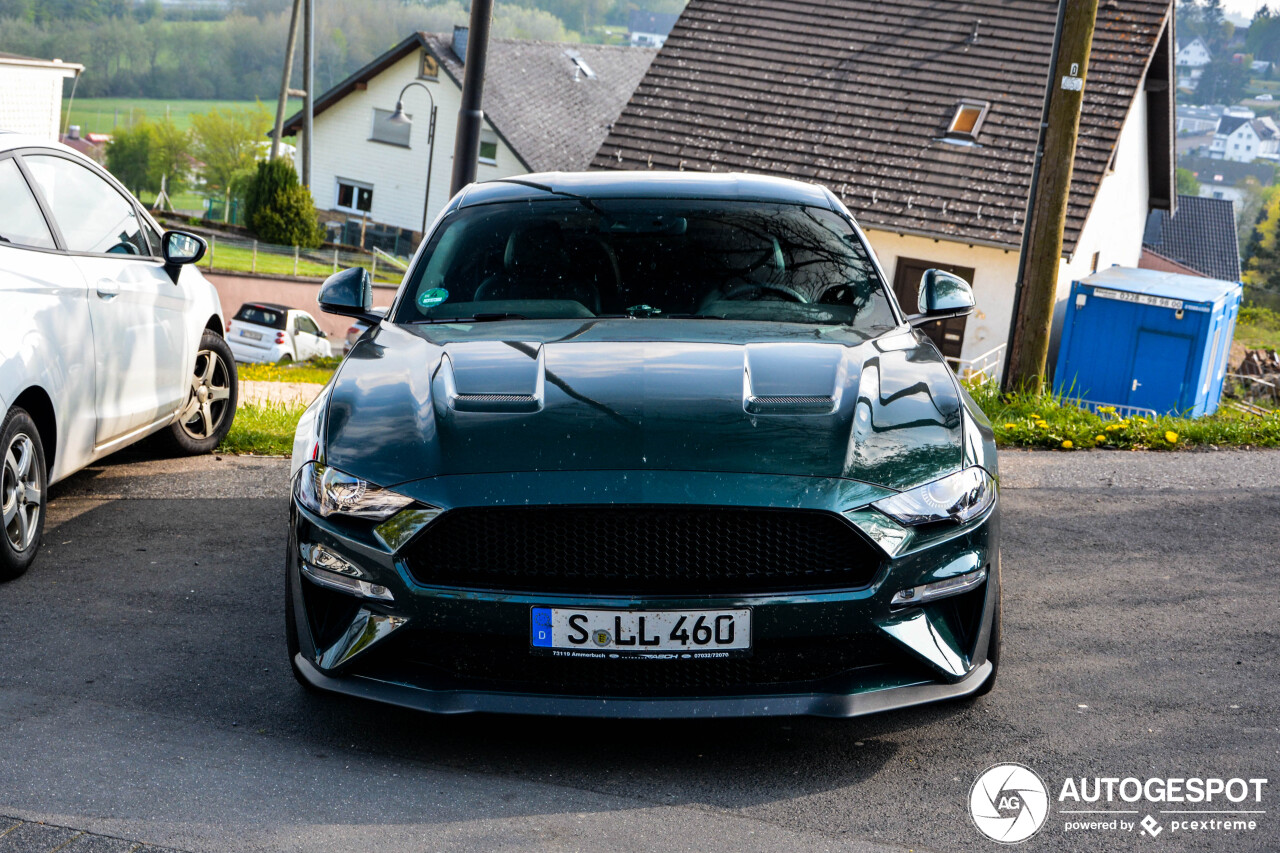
[0,132,94,161]
[457,170,838,210]
[239,302,290,312]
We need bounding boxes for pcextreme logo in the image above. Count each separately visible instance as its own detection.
[969,764,1269,844]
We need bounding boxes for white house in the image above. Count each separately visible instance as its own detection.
[282,29,656,251]
[1176,105,1222,134]
[1209,114,1280,162]
[628,10,680,48]
[0,52,82,141]
[1176,37,1212,89]
[594,0,1177,377]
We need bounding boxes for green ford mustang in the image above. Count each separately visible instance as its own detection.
[286,171,1000,718]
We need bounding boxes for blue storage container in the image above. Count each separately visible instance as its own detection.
[1053,267,1243,417]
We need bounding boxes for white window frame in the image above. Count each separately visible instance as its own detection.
[334,178,374,214]
[478,129,498,166]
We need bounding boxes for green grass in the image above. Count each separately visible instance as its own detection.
[238,358,340,385]
[969,379,1280,450]
[61,97,298,135]
[218,401,308,456]
[204,243,401,284]
[1235,305,1280,350]
[137,189,206,213]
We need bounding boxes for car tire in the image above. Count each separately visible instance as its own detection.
[1,407,48,582]
[167,331,238,455]
[969,585,1002,698]
[278,354,293,364]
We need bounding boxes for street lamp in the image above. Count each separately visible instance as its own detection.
[388,80,438,235]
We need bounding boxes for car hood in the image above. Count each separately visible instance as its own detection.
[323,319,965,493]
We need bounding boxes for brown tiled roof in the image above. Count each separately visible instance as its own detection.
[283,33,656,173]
[592,0,1174,253]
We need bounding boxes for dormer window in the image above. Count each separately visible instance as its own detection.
[945,99,990,142]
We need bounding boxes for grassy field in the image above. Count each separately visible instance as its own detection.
[238,358,340,385]
[972,380,1280,450]
[1235,305,1280,350]
[61,97,296,135]
[218,401,308,456]
[205,243,403,284]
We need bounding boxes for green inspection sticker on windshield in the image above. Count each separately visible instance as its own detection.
[418,288,449,309]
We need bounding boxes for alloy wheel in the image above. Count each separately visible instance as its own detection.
[178,347,233,440]
[2,433,41,552]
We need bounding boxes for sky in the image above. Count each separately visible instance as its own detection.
[1221,0,1267,23]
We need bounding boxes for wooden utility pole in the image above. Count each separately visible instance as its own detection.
[1003,0,1099,391]
[269,0,302,161]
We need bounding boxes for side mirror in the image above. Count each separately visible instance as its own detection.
[318,267,379,323]
[908,269,975,327]
[162,230,206,265]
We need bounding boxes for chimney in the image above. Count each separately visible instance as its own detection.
[453,26,468,63]
[68,125,80,140]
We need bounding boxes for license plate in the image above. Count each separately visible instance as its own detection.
[531,607,751,658]
[239,329,262,340]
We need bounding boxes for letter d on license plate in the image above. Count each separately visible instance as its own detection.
[531,607,751,657]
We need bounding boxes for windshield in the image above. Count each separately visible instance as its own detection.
[394,198,898,332]
[234,304,287,329]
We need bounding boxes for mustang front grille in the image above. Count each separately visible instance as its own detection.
[402,505,880,595]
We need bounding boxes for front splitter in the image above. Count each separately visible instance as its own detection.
[293,654,992,719]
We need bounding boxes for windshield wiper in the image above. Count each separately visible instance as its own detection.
[412,312,529,324]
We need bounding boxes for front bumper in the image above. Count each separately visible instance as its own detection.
[287,470,1000,719]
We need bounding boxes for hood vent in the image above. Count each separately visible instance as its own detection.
[745,395,836,415]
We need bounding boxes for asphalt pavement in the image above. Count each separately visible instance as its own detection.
[0,445,1277,852]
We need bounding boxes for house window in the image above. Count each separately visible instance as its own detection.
[370,108,412,147]
[335,179,373,214]
[478,129,498,165]
[944,100,990,141]
[421,51,439,80]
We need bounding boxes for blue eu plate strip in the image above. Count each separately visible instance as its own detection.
[530,607,552,647]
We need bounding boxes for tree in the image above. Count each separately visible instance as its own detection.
[243,158,322,248]
[104,122,155,193]
[103,117,190,197]
[189,105,271,194]
[1191,59,1250,105]
[1175,167,1201,196]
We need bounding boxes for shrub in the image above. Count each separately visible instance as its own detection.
[243,159,323,249]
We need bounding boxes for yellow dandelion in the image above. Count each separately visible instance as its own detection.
[1061,439,1073,449]
[1036,421,1049,429]
[1100,406,1116,414]
[1095,434,1106,442]
[1105,424,1120,432]
[1003,422,1018,429]
[1165,430,1178,444]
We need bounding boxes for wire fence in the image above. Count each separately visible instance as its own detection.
[196,233,410,285]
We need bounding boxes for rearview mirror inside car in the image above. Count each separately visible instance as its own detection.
[318,267,379,323]
[908,269,975,327]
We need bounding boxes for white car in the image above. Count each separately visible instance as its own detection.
[227,303,333,363]
[0,132,237,580]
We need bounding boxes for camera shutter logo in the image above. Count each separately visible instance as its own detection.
[969,763,1050,843]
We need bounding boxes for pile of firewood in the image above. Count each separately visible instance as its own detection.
[1228,349,1280,412]
[1237,348,1280,377]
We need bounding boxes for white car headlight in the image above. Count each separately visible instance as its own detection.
[295,461,415,520]
[873,467,996,527]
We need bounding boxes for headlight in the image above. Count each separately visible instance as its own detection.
[295,462,415,520]
[873,467,995,527]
